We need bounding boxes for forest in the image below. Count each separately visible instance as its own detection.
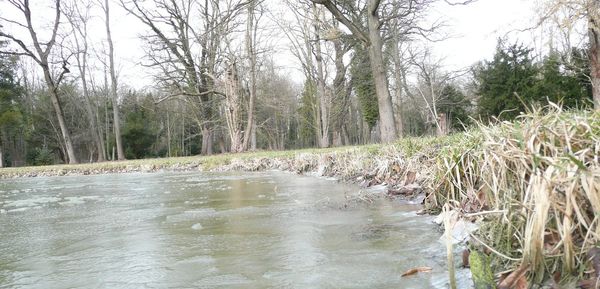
[0,0,598,167]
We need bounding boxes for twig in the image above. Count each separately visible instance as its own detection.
[463,210,508,218]
[470,233,521,261]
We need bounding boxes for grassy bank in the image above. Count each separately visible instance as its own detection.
[430,106,600,287]
[0,136,452,203]
[1,107,598,286]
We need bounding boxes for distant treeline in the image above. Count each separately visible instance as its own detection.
[0,39,592,167]
[0,0,597,167]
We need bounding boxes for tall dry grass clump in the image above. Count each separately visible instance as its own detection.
[430,105,600,283]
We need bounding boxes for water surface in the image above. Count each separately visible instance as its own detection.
[0,171,463,288]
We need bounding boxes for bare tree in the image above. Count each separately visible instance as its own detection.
[329,23,353,146]
[309,0,396,143]
[311,3,331,148]
[277,0,334,148]
[121,0,247,155]
[538,0,600,109]
[223,61,244,152]
[588,1,600,109]
[0,0,79,163]
[101,0,125,160]
[64,0,107,162]
[410,50,450,135]
[241,0,259,151]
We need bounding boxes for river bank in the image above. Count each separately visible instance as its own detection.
[0,138,451,203]
[1,107,599,287]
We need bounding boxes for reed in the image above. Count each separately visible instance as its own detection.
[429,105,600,283]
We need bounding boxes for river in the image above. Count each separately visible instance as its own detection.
[0,171,468,288]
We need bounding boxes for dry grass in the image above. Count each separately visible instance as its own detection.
[429,105,600,283]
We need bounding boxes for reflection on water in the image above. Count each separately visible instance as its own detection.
[0,171,468,288]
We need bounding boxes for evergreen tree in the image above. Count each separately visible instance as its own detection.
[122,105,157,159]
[297,79,317,147]
[474,41,539,120]
[532,52,592,108]
[437,84,472,131]
[0,42,24,167]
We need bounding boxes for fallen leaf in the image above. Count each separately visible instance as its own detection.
[544,231,561,254]
[577,279,600,289]
[588,248,600,277]
[498,263,529,289]
[514,276,528,289]
[401,266,433,277]
[462,249,470,268]
[546,271,562,289]
[404,171,416,185]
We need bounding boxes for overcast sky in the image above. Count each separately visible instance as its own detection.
[429,0,537,69]
[1,0,540,89]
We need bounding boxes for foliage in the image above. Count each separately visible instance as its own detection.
[351,45,379,129]
[26,148,54,166]
[437,84,472,130]
[0,44,23,129]
[474,41,539,120]
[532,50,592,108]
[0,41,25,167]
[122,105,157,159]
[474,40,593,120]
[298,79,317,147]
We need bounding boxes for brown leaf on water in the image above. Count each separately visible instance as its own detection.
[400,266,432,277]
[498,263,529,289]
[462,249,470,268]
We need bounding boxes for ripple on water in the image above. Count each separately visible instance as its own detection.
[165,209,217,223]
[193,274,252,287]
[3,196,60,208]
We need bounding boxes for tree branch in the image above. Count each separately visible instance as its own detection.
[443,0,477,5]
[0,31,40,63]
[310,0,369,44]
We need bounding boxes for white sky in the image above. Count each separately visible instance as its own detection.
[429,0,538,70]
[0,0,541,89]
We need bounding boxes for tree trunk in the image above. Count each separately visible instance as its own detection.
[201,125,212,155]
[67,5,105,162]
[80,51,105,162]
[224,62,244,153]
[589,3,600,110]
[251,122,257,150]
[390,37,405,136]
[104,0,125,160]
[312,4,330,148]
[331,23,350,147]
[437,113,448,136]
[367,0,398,143]
[0,145,3,168]
[242,1,257,151]
[44,73,78,164]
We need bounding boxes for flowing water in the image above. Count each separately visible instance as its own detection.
[0,171,469,288]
